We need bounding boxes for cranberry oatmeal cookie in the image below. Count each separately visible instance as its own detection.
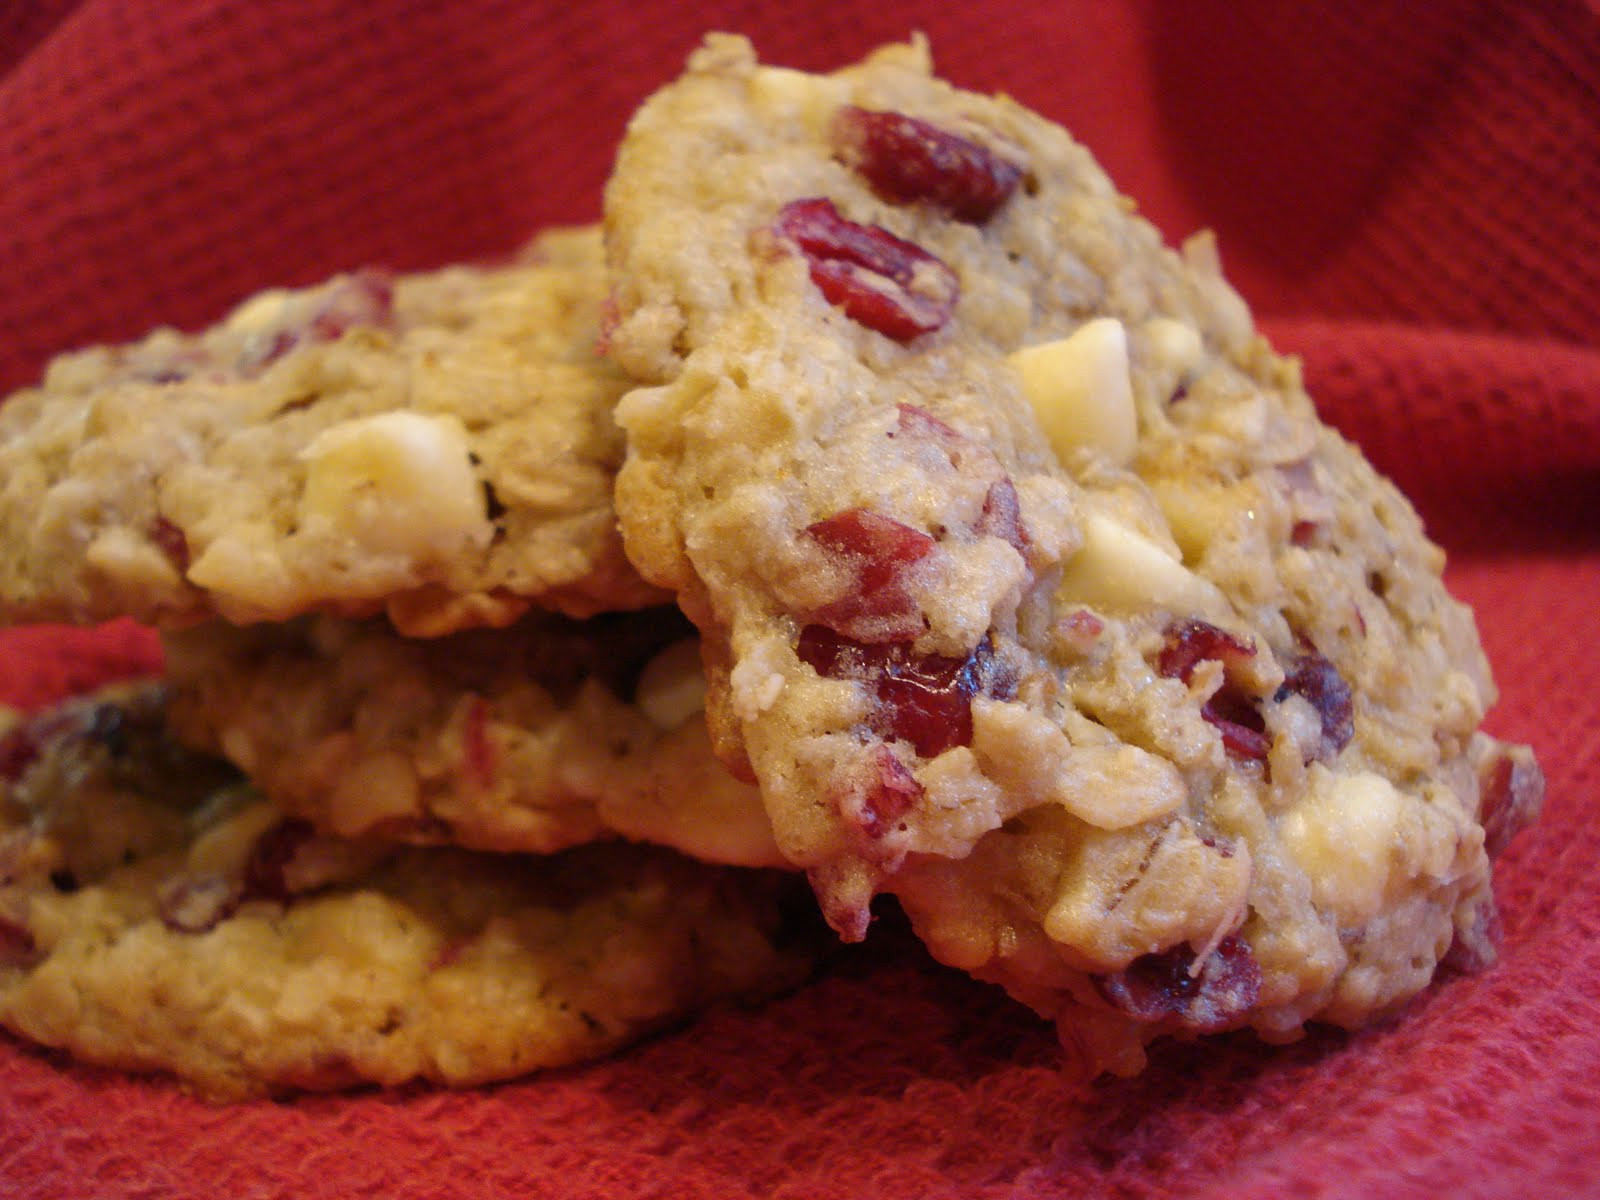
[0,227,663,637]
[0,685,816,1100]
[603,35,1542,1072]
[161,608,781,866]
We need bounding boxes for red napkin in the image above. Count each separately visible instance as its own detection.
[2,2,1596,1196]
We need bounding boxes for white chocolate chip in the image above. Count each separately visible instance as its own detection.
[1055,512,1226,614]
[1009,318,1137,466]
[1142,317,1204,380]
[297,411,491,563]
[1149,478,1234,559]
[223,288,293,335]
[1280,769,1405,925]
[635,639,707,730]
[750,66,838,128]
[598,722,786,869]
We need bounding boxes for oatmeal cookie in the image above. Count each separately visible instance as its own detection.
[161,609,782,867]
[0,685,817,1100]
[603,35,1542,1071]
[0,227,664,636]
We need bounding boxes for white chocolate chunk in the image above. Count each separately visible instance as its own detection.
[1281,769,1405,925]
[973,702,1185,830]
[1149,478,1237,560]
[223,288,293,335]
[1055,512,1226,614]
[297,412,491,562]
[1009,318,1137,465]
[749,66,840,128]
[635,638,707,730]
[1141,317,1204,380]
[598,722,786,869]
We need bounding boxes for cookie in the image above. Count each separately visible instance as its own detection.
[0,684,818,1100]
[0,227,664,636]
[161,608,783,867]
[602,36,1542,1071]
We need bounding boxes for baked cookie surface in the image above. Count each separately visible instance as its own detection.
[0,685,818,1100]
[604,36,1542,1071]
[0,227,663,636]
[161,608,783,867]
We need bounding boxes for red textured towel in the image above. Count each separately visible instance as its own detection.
[2,2,1597,1196]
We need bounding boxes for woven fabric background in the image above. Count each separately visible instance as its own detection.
[1,1,1596,1196]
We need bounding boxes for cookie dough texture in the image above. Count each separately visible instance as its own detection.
[0,227,663,636]
[603,35,1541,1071]
[0,686,817,1101]
[161,609,783,867]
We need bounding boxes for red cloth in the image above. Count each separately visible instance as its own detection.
[2,2,1596,1195]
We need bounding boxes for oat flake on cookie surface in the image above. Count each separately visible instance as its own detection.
[0,227,663,637]
[602,34,1542,1072]
[0,684,817,1101]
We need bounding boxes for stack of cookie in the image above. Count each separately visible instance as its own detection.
[0,228,816,1099]
[0,34,1541,1098]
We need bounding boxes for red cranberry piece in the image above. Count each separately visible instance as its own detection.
[1478,745,1544,859]
[1290,520,1320,547]
[1093,934,1261,1033]
[242,269,396,374]
[974,477,1031,558]
[797,625,999,758]
[1275,651,1354,760]
[1201,693,1272,761]
[772,198,958,342]
[1055,608,1106,655]
[1441,898,1502,975]
[853,744,923,838]
[0,914,36,967]
[805,508,936,641]
[462,697,498,790]
[149,516,191,574]
[1159,620,1270,762]
[1158,619,1257,682]
[0,723,43,785]
[242,819,317,903]
[306,269,395,342]
[893,402,963,445]
[831,106,1022,223]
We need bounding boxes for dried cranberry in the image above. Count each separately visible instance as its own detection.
[0,914,36,967]
[1158,619,1256,683]
[1478,746,1544,858]
[462,697,497,790]
[243,269,396,373]
[1158,620,1270,762]
[1441,899,1501,975]
[242,819,316,903]
[853,745,923,838]
[831,106,1022,223]
[1093,934,1261,1033]
[804,508,936,642]
[1275,651,1354,760]
[149,516,191,573]
[305,269,395,342]
[1200,692,1272,760]
[892,402,962,445]
[1290,520,1320,547]
[797,625,1000,758]
[0,723,43,784]
[974,477,1031,558]
[772,197,958,342]
[1055,608,1106,655]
